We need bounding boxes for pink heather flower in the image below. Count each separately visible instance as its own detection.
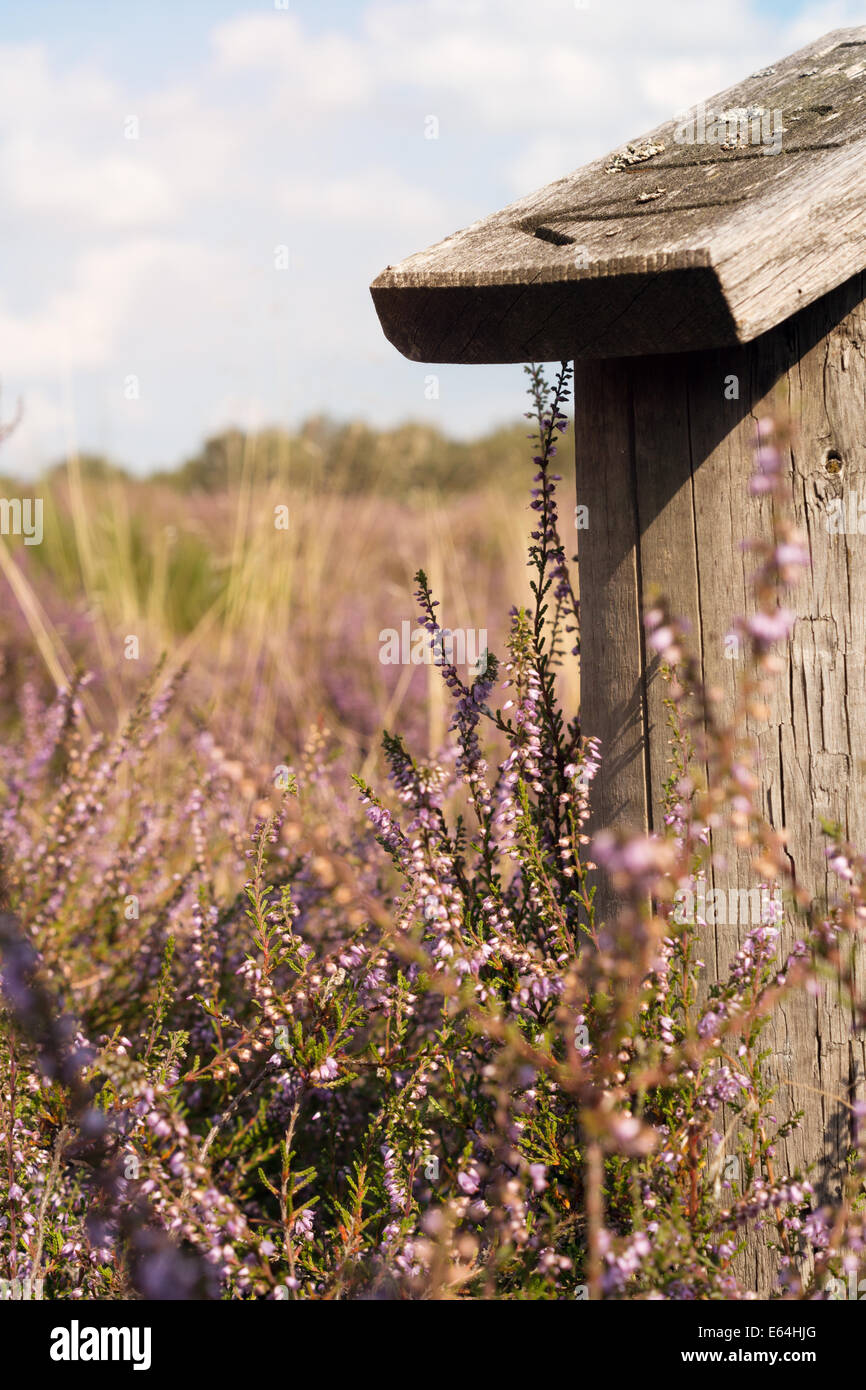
[755,445,781,474]
[698,1010,723,1038]
[607,835,655,873]
[529,1163,548,1193]
[774,542,809,570]
[457,1165,481,1195]
[803,1209,831,1249]
[745,608,795,647]
[750,473,775,496]
[607,1113,656,1157]
[827,852,853,881]
[310,1057,338,1084]
[648,626,674,654]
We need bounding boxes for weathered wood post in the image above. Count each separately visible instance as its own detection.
[371,27,866,1289]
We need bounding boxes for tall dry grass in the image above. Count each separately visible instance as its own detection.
[0,431,578,782]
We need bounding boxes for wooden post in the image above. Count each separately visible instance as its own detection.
[574,272,866,1288]
[371,25,866,1289]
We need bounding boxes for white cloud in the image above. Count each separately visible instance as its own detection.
[0,2,862,474]
[0,43,117,124]
[0,41,248,232]
[361,0,769,130]
[281,168,446,228]
[786,3,866,47]
[211,13,374,109]
[0,385,67,476]
[3,135,176,226]
[0,240,232,376]
[0,273,116,377]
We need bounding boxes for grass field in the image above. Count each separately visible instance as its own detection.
[0,420,578,776]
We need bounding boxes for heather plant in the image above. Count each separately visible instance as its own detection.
[2,369,866,1301]
[0,464,551,764]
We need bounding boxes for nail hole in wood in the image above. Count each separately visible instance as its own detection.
[824,448,844,475]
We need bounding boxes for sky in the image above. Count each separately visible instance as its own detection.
[0,0,862,476]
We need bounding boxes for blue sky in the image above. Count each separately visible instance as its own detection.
[0,0,861,475]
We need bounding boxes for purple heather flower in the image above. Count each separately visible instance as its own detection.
[745,608,795,647]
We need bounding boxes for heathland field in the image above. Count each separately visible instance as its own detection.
[0,417,577,770]
[3,376,858,1305]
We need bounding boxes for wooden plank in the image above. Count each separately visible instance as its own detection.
[578,275,866,1290]
[573,359,649,855]
[372,27,866,364]
[780,274,866,1236]
[631,355,703,821]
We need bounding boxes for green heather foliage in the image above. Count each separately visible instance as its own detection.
[1,370,865,1300]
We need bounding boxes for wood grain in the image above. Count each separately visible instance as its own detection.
[372,27,866,363]
[574,273,866,1291]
